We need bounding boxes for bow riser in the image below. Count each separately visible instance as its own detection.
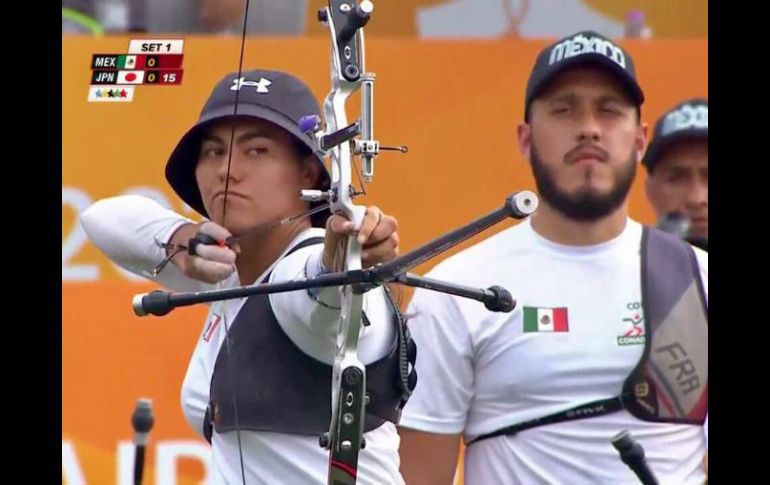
[320,3,372,484]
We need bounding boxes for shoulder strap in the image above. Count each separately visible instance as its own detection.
[286,236,325,256]
[466,397,623,445]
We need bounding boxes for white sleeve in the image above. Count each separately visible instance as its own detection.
[399,286,474,434]
[269,243,396,365]
[80,194,211,294]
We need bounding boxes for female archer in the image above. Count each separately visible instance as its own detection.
[82,69,410,484]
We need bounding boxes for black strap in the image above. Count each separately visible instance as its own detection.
[467,397,624,445]
[203,405,214,443]
[383,284,417,411]
[201,236,324,443]
[283,236,325,256]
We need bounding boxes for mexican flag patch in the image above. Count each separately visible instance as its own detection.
[523,307,569,333]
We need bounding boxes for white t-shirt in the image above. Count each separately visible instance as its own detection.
[81,195,404,485]
[400,217,707,485]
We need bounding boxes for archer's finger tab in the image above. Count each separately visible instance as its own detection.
[188,232,220,255]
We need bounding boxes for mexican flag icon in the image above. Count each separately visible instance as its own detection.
[523,307,569,333]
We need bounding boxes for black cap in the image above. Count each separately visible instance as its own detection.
[643,98,708,172]
[165,69,331,227]
[524,31,645,121]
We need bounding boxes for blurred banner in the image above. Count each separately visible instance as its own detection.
[62,36,707,483]
[64,1,707,38]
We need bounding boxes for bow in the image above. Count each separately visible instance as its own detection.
[299,2,375,483]
[133,2,539,484]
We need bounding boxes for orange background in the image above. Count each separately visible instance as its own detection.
[303,0,708,38]
[62,36,707,483]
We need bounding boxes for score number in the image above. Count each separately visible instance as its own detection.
[145,69,183,85]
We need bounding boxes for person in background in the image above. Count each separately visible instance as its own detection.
[644,98,708,250]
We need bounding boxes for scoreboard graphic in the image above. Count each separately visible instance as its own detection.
[88,39,184,102]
